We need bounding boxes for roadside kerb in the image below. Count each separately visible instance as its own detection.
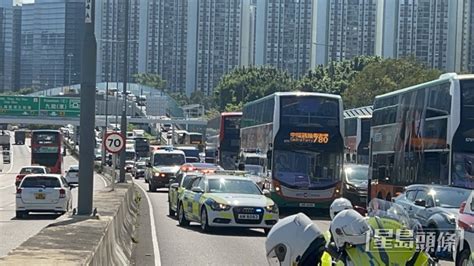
[0,182,138,265]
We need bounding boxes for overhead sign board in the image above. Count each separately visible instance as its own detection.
[0,96,80,118]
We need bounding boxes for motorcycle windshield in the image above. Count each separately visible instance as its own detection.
[367,198,412,230]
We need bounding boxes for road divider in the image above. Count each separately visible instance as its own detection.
[0,181,139,265]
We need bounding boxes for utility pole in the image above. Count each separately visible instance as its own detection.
[119,0,129,183]
[78,0,96,215]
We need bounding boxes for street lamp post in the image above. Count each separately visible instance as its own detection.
[313,42,335,78]
[119,0,130,183]
[78,0,97,215]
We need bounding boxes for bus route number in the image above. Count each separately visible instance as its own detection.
[290,132,329,144]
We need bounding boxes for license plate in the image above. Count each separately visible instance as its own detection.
[299,203,315,207]
[238,214,259,220]
[35,193,45,200]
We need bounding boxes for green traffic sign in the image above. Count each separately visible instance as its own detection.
[0,96,81,117]
[40,97,80,117]
[0,96,40,116]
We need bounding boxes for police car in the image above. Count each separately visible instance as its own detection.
[168,163,223,216]
[176,171,279,234]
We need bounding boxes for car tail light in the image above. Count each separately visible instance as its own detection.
[16,175,22,182]
[459,201,466,214]
[59,188,66,198]
[16,188,22,198]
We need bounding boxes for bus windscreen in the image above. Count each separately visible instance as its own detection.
[280,96,339,126]
[273,150,340,189]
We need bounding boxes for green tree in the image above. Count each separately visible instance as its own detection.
[343,57,442,108]
[296,56,381,95]
[134,73,167,90]
[213,66,295,111]
[168,92,190,106]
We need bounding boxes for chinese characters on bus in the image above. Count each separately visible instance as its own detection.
[289,132,329,144]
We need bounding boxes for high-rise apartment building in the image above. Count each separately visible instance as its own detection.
[186,0,243,96]
[460,0,473,72]
[328,0,377,62]
[138,0,188,93]
[240,0,256,66]
[376,0,465,72]
[0,0,21,92]
[255,0,314,78]
[96,0,140,84]
[20,0,84,90]
[256,0,376,77]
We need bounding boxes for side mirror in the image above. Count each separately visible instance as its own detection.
[191,187,204,193]
[414,199,426,207]
[68,183,76,189]
[170,183,179,190]
[262,189,271,197]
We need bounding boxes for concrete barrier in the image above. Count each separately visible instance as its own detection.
[0,182,139,265]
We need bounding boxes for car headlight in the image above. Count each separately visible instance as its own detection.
[206,199,231,211]
[154,172,160,177]
[265,204,279,214]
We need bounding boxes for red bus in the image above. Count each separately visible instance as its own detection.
[206,112,242,170]
[31,130,63,174]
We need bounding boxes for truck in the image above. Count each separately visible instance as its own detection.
[0,132,10,150]
[134,137,150,159]
[14,130,26,145]
[132,129,145,138]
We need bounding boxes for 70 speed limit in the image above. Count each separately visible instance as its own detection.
[104,132,125,154]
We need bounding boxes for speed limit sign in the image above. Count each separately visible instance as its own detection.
[104,132,125,153]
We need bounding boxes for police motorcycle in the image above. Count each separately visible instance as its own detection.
[265,198,434,266]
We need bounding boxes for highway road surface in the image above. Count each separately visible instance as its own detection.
[0,134,107,257]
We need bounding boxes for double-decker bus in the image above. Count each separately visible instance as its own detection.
[31,130,63,174]
[343,106,372,164]
[206,112,242,170]
[240,92,344,209]
[369,73,474,201]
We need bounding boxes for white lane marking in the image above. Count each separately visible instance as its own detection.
[134,180,161,266]
[97,174,108,188]
[0,184,13,190]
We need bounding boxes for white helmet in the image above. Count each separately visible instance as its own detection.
[330,209,371,249]
[265,213,326,266]
[330,197,353,220]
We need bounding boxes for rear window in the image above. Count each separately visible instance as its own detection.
[21,177,61,188]
[20,167,46,174]
[68,169,79,173]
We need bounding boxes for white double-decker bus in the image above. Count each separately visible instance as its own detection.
[370,73,474,201]
[240,92,344,209]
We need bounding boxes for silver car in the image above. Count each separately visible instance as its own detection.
[394,184,471,259]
